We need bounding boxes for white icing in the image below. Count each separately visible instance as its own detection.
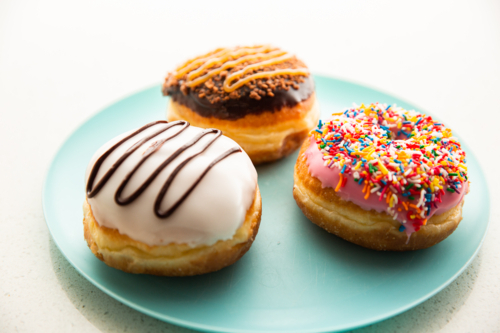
[85,122,257,247]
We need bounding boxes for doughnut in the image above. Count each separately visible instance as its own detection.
[83,120,261,276]
[293,103,469,251]
[162,45,320,164]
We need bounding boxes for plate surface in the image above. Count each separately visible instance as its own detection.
[43,75,489,333]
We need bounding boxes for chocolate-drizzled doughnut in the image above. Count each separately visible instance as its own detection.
[162,45,320,164]
[83,120,261,276]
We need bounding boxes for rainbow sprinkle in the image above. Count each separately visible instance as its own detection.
[311,103,468,232]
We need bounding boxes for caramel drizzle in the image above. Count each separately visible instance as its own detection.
[175,48,228,78]
[172,45,309,92]
[86,120,241,218]
[175,46,267,79]
[187,45,273,80]
[186,47,280,87]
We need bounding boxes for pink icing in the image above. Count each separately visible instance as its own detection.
[304,136,468,236]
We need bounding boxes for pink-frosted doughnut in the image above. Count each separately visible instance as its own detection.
[293,103,469,251]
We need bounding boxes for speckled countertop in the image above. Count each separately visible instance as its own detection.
[1,1,499,332]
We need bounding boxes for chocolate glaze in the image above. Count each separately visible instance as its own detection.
[86,120,241,218]
[164,76,315,120]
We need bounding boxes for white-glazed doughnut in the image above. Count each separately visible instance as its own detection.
[83,120,261,275]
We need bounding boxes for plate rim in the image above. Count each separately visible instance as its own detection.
[42,74,491,333]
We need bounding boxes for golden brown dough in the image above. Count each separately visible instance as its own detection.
[293,142,463,251]
[167,94,319,164]
[83,187,262,276]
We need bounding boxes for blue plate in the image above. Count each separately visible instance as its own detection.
[43,75,489,332]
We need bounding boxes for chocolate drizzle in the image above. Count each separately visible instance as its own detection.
[86,120,242,218]
[155,146,241,218]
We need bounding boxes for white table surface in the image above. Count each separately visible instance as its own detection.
[1,0,499,332]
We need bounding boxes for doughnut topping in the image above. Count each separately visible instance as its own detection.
[305,103,468,237]
[85,121,257,247]
[162,45,314,120]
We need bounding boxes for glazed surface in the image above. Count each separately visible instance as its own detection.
[85,121,257,247]
[165,78,314,120]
